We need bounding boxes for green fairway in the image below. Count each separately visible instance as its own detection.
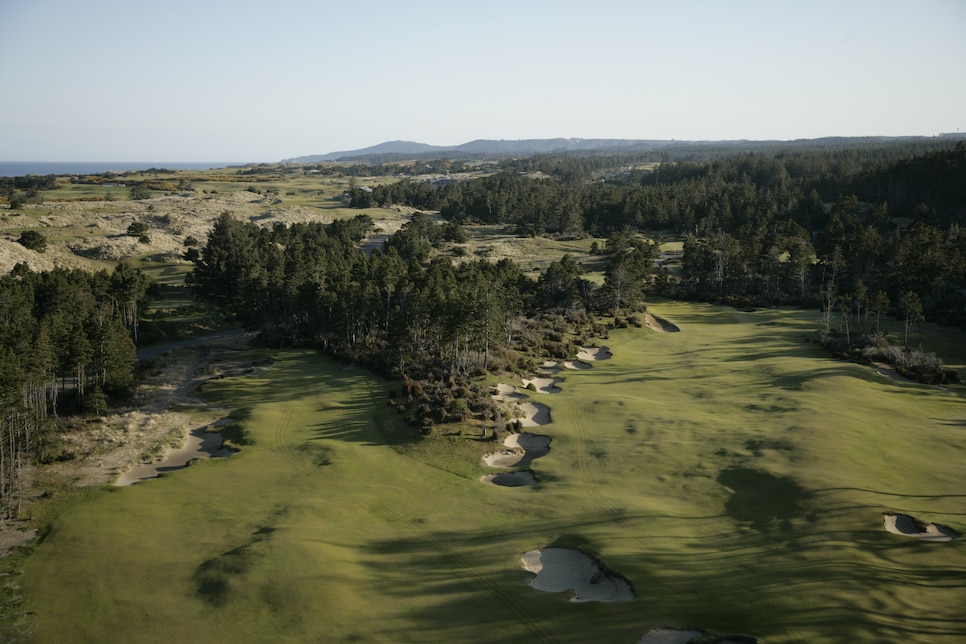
[20,303,966,643]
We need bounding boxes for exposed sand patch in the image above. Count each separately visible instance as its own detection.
[115,421,237,486]
[521,546,634,602]
[483,432,551,468]
[644,312,680,333]
[521,376,563,394]
[481,471,537,487]
[562,359,593,370]
[482,449,528,468]
[503,432,552,452]
[577,346,612,362]
[517,401,551,426]
[883,513,958,541]
[491,383,527,402]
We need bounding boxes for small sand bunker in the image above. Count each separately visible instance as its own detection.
[644,312,680,333]
[521,546,634,602]
[522,376,563,394]
[517,401,551,426]
[562,359,593,370]
[503,432,552,452]
[481,471,537,487]
[577,346,612,362]
[883,513,958,542]
[637,628,759,644]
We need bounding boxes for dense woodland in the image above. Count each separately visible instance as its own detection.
[0,263,149,514]
[2,139,964,515]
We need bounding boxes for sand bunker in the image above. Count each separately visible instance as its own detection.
[481,471,537,487]
[644,312,680,333]
[577,346,612,362]
[517,401,551,426]
[483,432,551,468]
[521,376,563,394]
[520,547,634,602]
[491,383,527,402]
[637,628,759,644]
[562,359,593,370]
[115,421,236,486]
[883,513,958,541]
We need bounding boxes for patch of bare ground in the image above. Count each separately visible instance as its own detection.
[0,191,334,274]
[0,332,258,554]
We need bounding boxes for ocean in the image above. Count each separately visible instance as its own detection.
[0,161,246,178]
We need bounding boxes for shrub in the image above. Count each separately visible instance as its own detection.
[17,229,47,252]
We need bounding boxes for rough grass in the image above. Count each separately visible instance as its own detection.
[17,304,966,643]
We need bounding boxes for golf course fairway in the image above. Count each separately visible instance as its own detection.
[21,302,966,642]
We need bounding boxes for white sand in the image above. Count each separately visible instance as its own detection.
[481,471,537,487]
[503,432,551,452]
[483,432,551,468]
[883,513,958,541]
[517,401,551,426]
[520,547,634,602]
[491,383,528,402]
[482,449,528,468]
[522,376,563,394]
[577,346,612,361]
[115,423,236,486]
[562,359,593,370]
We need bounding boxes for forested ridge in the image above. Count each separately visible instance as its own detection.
[349,143,966,325]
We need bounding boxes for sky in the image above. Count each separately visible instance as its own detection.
[1,0,964,162]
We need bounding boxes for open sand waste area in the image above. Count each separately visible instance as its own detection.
[521,546,635,602]
[115,419,236,486]
[883,513,959,541]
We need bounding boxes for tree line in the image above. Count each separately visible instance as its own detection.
[0,263,150,516]
[348,144,966,331]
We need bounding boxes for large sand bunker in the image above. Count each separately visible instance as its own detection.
[481,471,537,487]
[644,312,680,333]
[522,376,563,394]
[577,346,612,362]
[637,627,759,643]
[491,383,528,402]
[520,546,634,602]
[517,401,551,426]
[883,513,958,541]
[115,421,236,486]
[483,432,551,468]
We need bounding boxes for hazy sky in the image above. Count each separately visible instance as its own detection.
[1,0,964,162]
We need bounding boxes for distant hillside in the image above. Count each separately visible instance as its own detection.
[282,135,956,164]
